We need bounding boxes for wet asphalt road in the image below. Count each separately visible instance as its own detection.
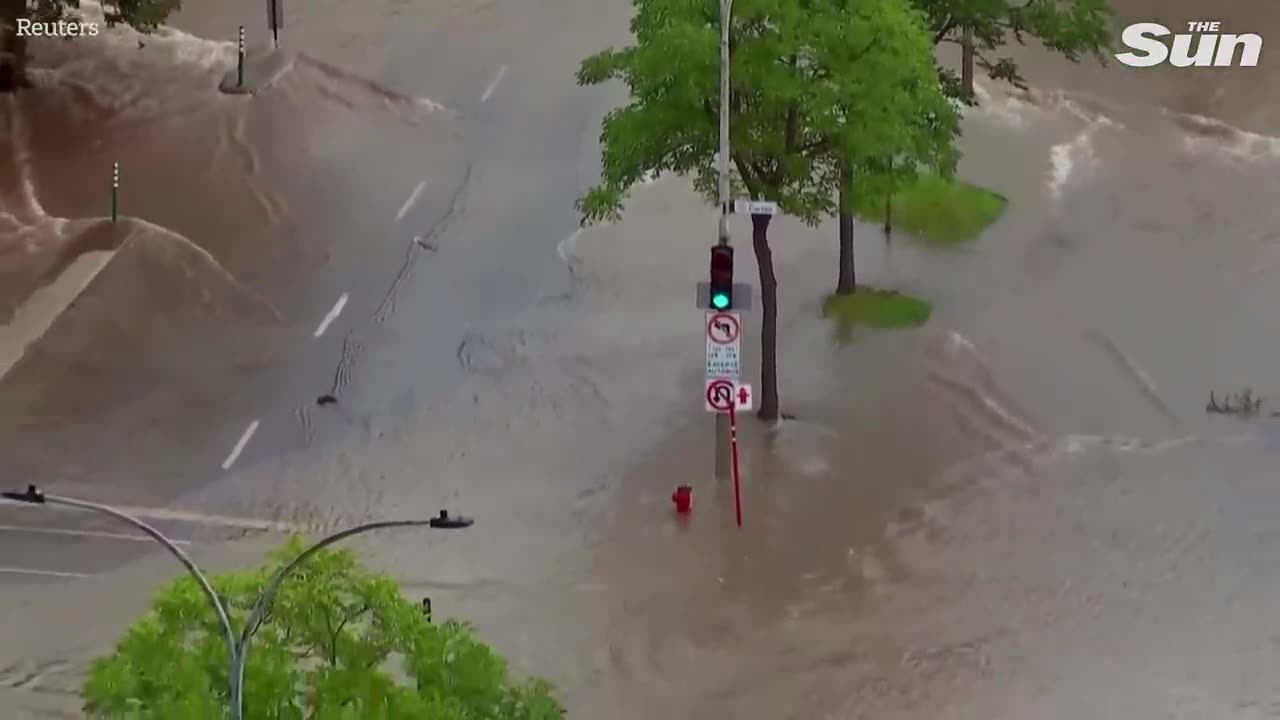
[8,1,1280,717]
[0,0,627,582]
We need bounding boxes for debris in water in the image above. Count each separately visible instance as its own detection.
[1206,388,1263,416]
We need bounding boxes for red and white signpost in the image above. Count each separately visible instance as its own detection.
[727,401,743,527]
[704,377,751,526]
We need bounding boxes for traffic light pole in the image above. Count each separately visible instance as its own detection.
[714,0,733,481]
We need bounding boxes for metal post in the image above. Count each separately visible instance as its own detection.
[237,26,245,88]
[728,402,743,526]
[267,0,282,49]
[110,162,119,223]
[0,488,236,713]
[228,516,469,717]
[714,0,733,481]
[717,0,732,239]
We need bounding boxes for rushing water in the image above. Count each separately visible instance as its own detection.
[595,1,1280,715]
[0,0,471,501]
[4,0,1280,716]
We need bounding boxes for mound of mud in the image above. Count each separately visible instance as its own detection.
[1,217,281,397]
[0,219,282,491]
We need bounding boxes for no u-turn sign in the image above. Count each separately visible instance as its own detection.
[704,378,753,413]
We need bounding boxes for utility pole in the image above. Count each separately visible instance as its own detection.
[714,0,733,480]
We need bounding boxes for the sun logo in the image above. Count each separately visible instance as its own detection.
[1115,22,1262,68]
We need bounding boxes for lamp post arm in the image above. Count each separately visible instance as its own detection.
[230,519,438,715]
[236,520,435,646]
[41,494,236,651]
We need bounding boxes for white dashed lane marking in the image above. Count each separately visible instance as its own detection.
[481,65,507,103]
[221,419,260,470]
[313,293,349,338]
[394,180,426,222]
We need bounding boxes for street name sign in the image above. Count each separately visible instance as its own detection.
[732,199,778,216]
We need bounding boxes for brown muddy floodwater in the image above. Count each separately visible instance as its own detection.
[594,0,1280,715]
[0,0,465,502]
[5,0,1280,717]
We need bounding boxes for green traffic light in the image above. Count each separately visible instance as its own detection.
[711,293,730,309]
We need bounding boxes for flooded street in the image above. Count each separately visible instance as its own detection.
[598,86,1280,713]
[4,0,1280,717]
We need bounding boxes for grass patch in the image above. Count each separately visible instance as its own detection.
[823,287,932,340]
[850,174,1007,245]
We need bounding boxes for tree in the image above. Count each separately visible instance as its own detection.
[0,0,182,91]
[82,537,564,719]
[810,0,959,295]
[829,0,1110,294]
[920,0,1112,101]
[576,0,952,419]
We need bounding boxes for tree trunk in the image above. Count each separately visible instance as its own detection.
[0,0,31,93]
[751,212,779,421]
[961,26,975,100]
[836,166,855,295]
[837,208,855,294]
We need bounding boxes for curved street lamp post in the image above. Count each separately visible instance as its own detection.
[1,485,473,720]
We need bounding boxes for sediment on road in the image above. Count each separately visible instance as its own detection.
[8,75,1280,713]
[0,220,118,380]
[5,0,1280,715]
[0,217,286,505]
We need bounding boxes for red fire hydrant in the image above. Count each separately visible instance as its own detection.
[672,485,693,514]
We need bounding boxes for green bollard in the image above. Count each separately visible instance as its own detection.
[110,162,119,223]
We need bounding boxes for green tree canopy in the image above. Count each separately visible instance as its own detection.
[1,0,184,90]
[8,0,182,29]
[82,537,563,719]
[99,0,184,31]
[811,0,961,193]
[813,0,962,295]
[576,0,957,416]
[577,0,956,229]
[917,0,1112,99]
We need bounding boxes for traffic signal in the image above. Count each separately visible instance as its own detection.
[709,244,734,310]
